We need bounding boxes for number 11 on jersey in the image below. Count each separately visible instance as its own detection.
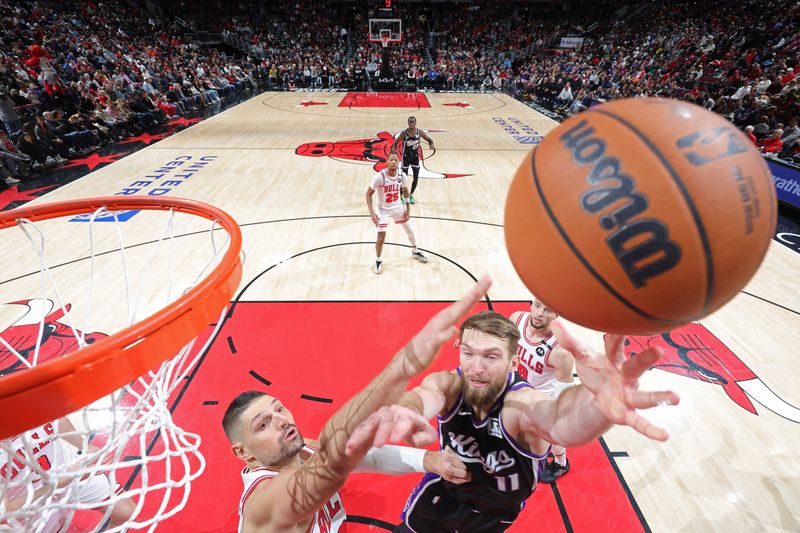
[495,472,519,492]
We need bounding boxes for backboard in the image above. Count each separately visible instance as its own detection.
[368,18,402,43]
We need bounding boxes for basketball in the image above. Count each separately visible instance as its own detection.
[504,98,777,334]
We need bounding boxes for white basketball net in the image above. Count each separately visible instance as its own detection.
[0,204,236,532]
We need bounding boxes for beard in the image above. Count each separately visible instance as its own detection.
[529,316,548,330]
[266,425,305,466]
[461,373,507,411]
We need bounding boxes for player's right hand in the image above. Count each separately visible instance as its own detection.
[370,212,379,225]
[403,275,491,375]
[345,405,437,455]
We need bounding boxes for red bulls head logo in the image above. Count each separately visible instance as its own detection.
[618,324,800,423]
[0,299,107,376]
[295,142,335,157]
[295,131,471,179]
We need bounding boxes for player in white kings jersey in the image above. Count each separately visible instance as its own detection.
[0,417,135,531]
[223,279,491,533]
[366,151,427,274]
[509,297,576,483]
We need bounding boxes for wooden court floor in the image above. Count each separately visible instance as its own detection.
[1,91,799,532]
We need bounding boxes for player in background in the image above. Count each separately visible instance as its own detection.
[366,151,427,274]
[1,417,136,531]
[392,116,434,205]
[510,298,576,483]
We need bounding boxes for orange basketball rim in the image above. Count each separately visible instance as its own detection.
[0,197,243,440]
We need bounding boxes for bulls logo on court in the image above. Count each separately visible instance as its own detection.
[0,299,106,376]
[295,131,470,179]
[619,324,800,422]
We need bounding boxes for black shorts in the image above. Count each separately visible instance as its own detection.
[402,160,420,172]
[394,474,520,533]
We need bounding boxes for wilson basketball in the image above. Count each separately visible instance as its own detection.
[504,98,777,334]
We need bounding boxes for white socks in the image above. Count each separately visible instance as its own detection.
[552,446,567,466]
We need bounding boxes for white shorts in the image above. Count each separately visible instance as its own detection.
[375,205,406,232]
[43,473,119,532]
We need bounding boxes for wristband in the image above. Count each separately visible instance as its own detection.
[354,445,426,474]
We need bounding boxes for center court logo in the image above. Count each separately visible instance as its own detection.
[69,155,219,222]
[295,132,471,179]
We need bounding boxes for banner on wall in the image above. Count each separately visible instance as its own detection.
[766,158,800,210]
[559,37,585,48]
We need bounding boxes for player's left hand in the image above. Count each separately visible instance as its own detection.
[425,447,471,484]
[400,210,410,223]
[345,405,437,455]
[550,320,680,441]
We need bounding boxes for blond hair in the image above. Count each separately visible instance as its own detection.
[459,311,520,358]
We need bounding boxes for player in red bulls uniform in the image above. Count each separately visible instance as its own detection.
[510,298,576,483]
[0,417,135,531]
[366,152,428,274]
[223,279,490,533]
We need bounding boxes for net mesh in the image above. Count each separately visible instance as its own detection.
[0,202,238,531]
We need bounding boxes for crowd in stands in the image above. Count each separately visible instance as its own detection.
[3,0,800,189]
[509,0,800,160]
[0,0,257,187]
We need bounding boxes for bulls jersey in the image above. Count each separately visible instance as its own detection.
[237,444,346,533]
[0,420,69,493]
[400,128,421,165]
[437,371,546,512]
[514,312,560,397]
[370,168,407,211]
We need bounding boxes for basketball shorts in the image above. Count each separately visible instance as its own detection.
[402,160,420,173]
[376,205,407,232]
[42,473,119,532]
[394,474,520,533]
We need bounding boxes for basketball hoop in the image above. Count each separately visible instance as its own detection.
[0,196,242,531]
[380,33,390,48]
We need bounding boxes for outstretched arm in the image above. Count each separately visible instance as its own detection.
[506,325,679,449]
[346,370,460,451]
[247,277,491,529]
[354,444,470,484]
[549,345,575,396]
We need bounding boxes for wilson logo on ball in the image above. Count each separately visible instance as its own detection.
[559,119,682,289]
[675,127,748,166]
